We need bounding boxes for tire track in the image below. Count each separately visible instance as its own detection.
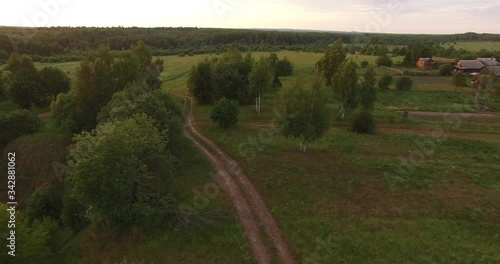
[180,96,297,264]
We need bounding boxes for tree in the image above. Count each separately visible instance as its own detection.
[39,66,71,100]
[50,91,79,132]
[378,73,394,91]
[279,77,331,152]
[352,110,376,134]
[359,67,377,111]
[68,114,175,226]
[332,60,359,118]
[27,184,63,225]
[130,41,164,89]
[275,57,294,76]
[396,77,414,91]
[249,57,273,115]
[188,58,214,105]
[0,70,7,100]
[212,49,253,105]
[403,42,433,67]
[0,109,41,146]
[452,72,468,90]
[9,75,42,108]
[439,64,454,76]
[361,61,369,68]
[376,54,393,67]
[210,98,239,129]
[316,38,347,87]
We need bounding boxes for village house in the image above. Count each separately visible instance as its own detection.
[454,60,485,73]
[416,58,436,69]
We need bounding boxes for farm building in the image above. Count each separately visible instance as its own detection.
[416,58,435,69]
[454,60,485,73]
[483,66,500,77]
[477,58,499,67]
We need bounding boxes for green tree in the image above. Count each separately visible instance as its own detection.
[27,184,63,225]
[0,70,7,100]
[0,109,41,146]
[275,57,294,76]
[332,60,359,118]
[130,41,164,89]
[188,58,214,105]
[396,77,414,91]
[452,72,468,90]
[352,110,376,134]
[69,114,175,226]
[210,98,239,128]
[279,78,331,152]
[249,57,273,115]
[360,67,377,111]
[360,61,369,68]
[50,91,79,132]
[9,76,42,108]
[376,54,393,67]
[39,66,71,100]
[439,64,453,76]
[378,73,394,91]
[316,38,347,87]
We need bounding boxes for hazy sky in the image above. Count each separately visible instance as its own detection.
[1,0,499,34]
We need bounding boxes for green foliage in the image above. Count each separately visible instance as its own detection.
[249,56,273,96]
[351,110,376,134]
[212,50,253,104]
[188,58,214,105]
[360,60,369,68]
[376,54,393,67]
[61,192,88,232]
[27,184,63,225]
[396,77,414,91]
[332,60,359,117]
[275,56,294,76]
[316,39,347,87]
[50,91,79,132]
[0,203,58,263]
[39,66,71,100]
[279,78,331,152]
[69,114,176,226]
[360,67,377,111]
[210,98,239,129]
[0,109,41,146]
[438,64,454,76]
[403,42,433,67]
[98,84,184,155]
[8,76,42,108]
[0,70,7,100]
[452,72,469,88]
[378,73,394,91]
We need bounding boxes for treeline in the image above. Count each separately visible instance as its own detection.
[1,27,500,63]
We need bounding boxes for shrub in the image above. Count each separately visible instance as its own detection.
[396,77,413,91]
[39,66,71,99]
[178,53,186,57]
[378,73,394,91]
[0,109,41,146]
[439,64,453,76]
[27,184,63,225]
[9,76,43,108]
[210,97,238,128]
[376,54,393,67]
[351,110,376,134]
[361,61,369,68]
[452,72,468,88]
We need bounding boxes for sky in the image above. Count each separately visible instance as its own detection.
[0,0,499,34]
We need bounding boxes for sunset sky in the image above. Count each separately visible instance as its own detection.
[1,0,499,34]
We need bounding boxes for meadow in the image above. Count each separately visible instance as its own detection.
[2,50,499,263]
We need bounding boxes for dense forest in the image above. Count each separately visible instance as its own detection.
[1,27,500,63]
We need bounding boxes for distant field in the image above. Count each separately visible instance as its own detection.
[442,41,500,51]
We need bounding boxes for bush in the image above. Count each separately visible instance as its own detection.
[39,66,71,99]
[351,111,376,134]
[396,77,413,91]
[210,98,238,128]
[376,54,393,67]
[378,74,394,91]
[439,64,454,76]
[360,61,369,68]
[178,53,186,57]
[9,76,43,108]
[452,73,468,87]
[27,184,63,225]
[0,109,41,146]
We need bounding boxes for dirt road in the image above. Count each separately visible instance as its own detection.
[180,96,297,264]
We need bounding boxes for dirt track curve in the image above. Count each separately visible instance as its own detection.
[180,95,297,264]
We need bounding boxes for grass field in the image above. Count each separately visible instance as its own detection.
[442,41,500,51]
[160,52,500,263]
[2,50,499,263]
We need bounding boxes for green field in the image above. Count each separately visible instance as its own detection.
[161,52,500,263]
[2,51,499,263]
[442,41,500,51]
